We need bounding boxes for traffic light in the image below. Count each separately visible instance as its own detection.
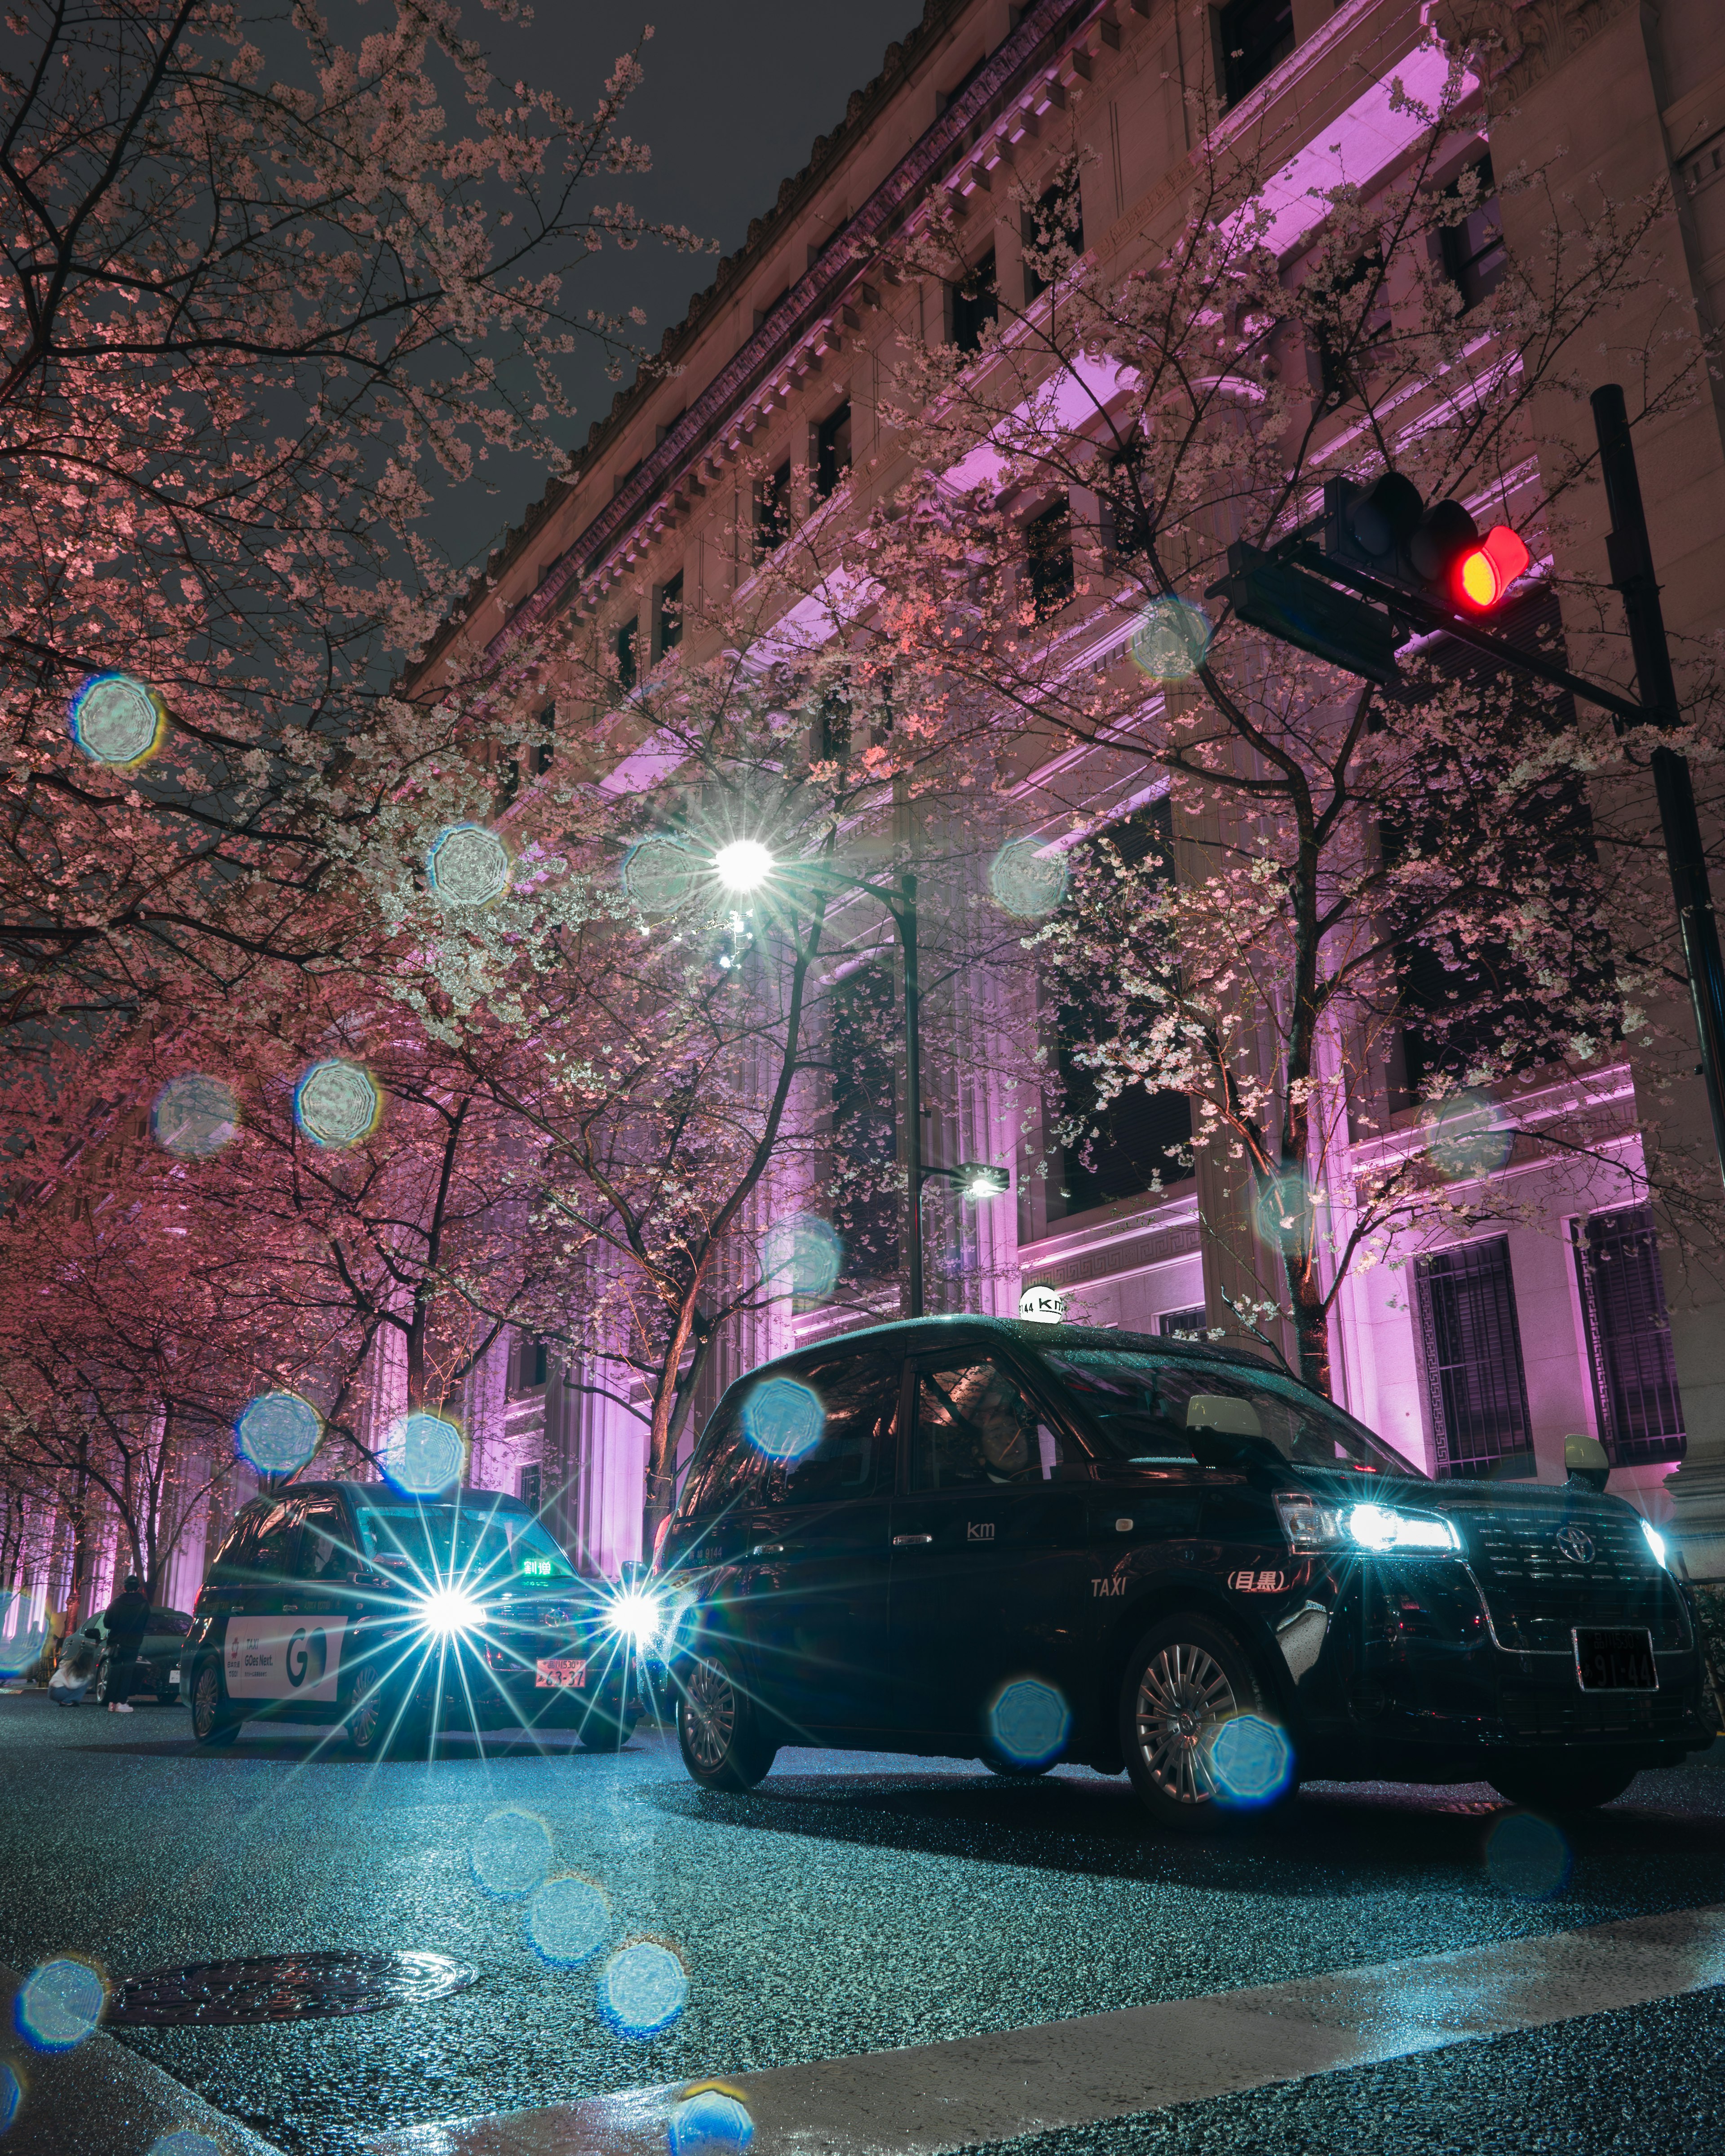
[1325,476,1528,613]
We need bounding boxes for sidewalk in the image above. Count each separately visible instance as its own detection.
[0,1965,281,2156]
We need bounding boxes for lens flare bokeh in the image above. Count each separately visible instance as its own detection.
[14,1958,104,2052]
[150,1074,240,1159]
[293,1058,381,1149]
[988,838,1070,919]
[1486,1811,1573,1900]
[0,2065,18,2135]
[1209,1715,1296,1808]
[1129,595,1213,680]
[470,1808,554,1899]
[668,2085,755,2155]
[759,1213,842,1299]
[988,1678,1071,1769]
[527,1875,611,1967]
[0,1593,46,1676]
[741,1376,825,1463]
[597,1940,689,2037]
[427,822,511,907]
[68,672,168,767]
[624,836,700,916]
[381,1412,464,1497]
[1253,1171,1310,1254]
[234,1391,323,1476]
[1420,1091,1513,1182]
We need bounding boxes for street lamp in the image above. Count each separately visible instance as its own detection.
[709,839,1008,1316]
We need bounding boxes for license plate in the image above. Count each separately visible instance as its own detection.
[1573,1627,1658,1691]
[169,1668,180,1686]
[535,1658,587,1690]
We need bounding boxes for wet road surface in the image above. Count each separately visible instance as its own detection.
[1,1693,1721,2154]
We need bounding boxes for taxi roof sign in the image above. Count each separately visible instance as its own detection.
[1017,1282,1067,1325]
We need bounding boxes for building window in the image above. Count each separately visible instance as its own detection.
[1054,798,1191,1216]
[1023,180,1083,302]
[1022,497,1075,619]
[1312,248,1389,406]
[657,569,683,654]
[615,618,637,693]
[1442,156,1506,313]
[1414,1237,1535,1479]
[814,401,852,500]
[1213,0,1295,108]
[508,1335,548,1399]
[1573,1206,1686,1467]
[950,250,997,354]
[1159,1307,1207,1337]
[519,1463,542,1515]
[756,460,792,558]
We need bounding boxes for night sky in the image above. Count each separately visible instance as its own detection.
[444,0,920,573]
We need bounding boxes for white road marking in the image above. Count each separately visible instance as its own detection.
[367,1901,1725,2156]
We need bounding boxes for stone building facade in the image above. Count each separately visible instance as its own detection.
[403,0,1725,1586]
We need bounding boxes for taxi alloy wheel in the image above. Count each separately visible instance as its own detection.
[345,1659,421,1760]
[191,1661,239,1747]
[677,1649,775,1791]
[1119,1614,1287,1833]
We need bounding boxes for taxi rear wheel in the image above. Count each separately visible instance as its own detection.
[1488,1756,1639,1811]
[191,1661,240,1747]
[1119,1614,1292,1833]
[677,1649,775,1791]
[344,1659,426,1760]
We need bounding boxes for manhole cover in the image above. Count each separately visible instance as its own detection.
[106,1951,475,2027]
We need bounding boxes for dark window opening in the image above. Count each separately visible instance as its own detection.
[615,618,637,693]
[757,461,792,558]
[831,960,900,1279]
[1442,155,1506,313]
[519,1463,543,1515]
[1216,0,1294,107]
[509,1335,549,1398]
[1159,1306,1207,1337]
[1023,497,1075,619]
[1055,797,1191,1215]
[950,250,998,354]
[1024,179,1084,302]
[815,402,852,499]
[657,569,684,654]
[1313,248,1389,405]
[497,751,519,810]
[1574,1206,1686,1467]
[1414,1237,1535,1479]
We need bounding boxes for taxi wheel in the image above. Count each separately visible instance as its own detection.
[343,1660,423,1760]
[1119,1614,1290,1833]
[191,1661,240,1747]
[677,1649,776,1791]
[1488,1757,1638,1811]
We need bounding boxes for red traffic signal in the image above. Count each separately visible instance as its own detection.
[1453,525,1531,610]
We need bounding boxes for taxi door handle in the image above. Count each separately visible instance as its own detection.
[280,1605,300,1613]
[892,1533,933,1547]
[750,1543,785,1557]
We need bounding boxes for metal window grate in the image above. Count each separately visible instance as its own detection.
[1573,1206,1687,1467]
[1414,1237,1534,1478]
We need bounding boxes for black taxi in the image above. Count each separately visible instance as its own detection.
[653,1318,1716,1828]
[179,1480,643,1755]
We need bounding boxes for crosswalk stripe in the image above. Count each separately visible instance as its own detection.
[368,1901,1725,2156]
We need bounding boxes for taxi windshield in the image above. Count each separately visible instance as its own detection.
[354,1501,575,1582]
[1036,1349,1416,1477]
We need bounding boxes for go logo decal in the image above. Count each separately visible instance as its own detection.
[286,1628,327,1690]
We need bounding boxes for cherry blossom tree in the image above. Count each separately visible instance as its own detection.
[843,10,1725,1391]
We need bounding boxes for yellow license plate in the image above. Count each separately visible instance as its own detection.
[535,1658,587,1689]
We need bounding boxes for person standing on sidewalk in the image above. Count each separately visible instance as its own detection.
[98,1576,150,1714]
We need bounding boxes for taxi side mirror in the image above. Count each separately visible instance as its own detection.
[1564,1432,1610,1492]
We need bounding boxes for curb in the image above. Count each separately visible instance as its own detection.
[0,1966,283,2156]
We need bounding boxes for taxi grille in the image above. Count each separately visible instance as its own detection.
[1465,1507,1690,1655]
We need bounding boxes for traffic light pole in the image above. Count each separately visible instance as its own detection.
[1591,384,1725,1194]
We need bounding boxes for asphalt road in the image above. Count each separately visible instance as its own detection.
[1,1692,1723,2156]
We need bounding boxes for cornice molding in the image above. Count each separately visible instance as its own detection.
[465,0,1117,677]
[1434,0,1644,100]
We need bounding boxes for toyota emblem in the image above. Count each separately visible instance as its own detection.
[1554,1525,1596,1564]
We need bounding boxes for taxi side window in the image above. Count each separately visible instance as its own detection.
[249,1501,298,1578]
[296,1501,347,1580]
[913,1361,1053,1490]
[208,1513,260,1583]
[681,1401,761,1518]
[755,1355,898,1508]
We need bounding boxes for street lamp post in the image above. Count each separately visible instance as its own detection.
[709,845,1006,1318]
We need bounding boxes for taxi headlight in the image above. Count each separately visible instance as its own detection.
[417,1586,485,1638]
[604,1586,664,1649]
[1640,1517,1669,1570]
[1276,1493,1461,1556]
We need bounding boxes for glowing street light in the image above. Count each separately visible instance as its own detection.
[955,1162,1011,1202]
[711,838,776,893]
